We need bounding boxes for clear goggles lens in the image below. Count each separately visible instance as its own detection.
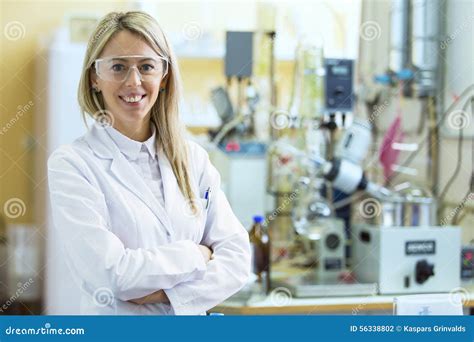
[94,55,168,82]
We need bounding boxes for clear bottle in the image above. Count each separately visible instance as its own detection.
[249,215,271,293]
[289,41,325,122]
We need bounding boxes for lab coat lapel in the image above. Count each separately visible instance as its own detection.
[157,148,179,214]
[110,156,174,236]
[85,125,174,237]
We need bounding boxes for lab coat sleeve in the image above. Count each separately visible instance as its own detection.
[47,146,207,302]
[164,144,251,315]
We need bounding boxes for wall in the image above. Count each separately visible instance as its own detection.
[0,0,131,225]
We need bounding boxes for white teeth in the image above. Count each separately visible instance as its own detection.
[123,95,142,103]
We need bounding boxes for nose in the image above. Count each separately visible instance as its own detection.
[124,66,142,87]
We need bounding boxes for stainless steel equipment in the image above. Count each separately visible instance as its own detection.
[411,0,443,97]
[353,224,461,294]
[366,187,437,227]
[298,218,346,283]
[293,178,346,282]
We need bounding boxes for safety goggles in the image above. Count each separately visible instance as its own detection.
[94,55,169,82]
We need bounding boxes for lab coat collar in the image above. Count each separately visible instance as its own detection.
[104,124,157,161]
[84,124,174,237]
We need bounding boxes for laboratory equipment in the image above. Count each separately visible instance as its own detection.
[298,220,346,283]
[334,118,372,165]
[320,58,355,168]
[211,86,234,123]
[289,42,325,121]
[275,176,378,298]
[275,140,391,199]
[375,0,445,98]
[364,186,437,227]
[318,117,386,197]
[210,146,267,229]
[353,224,461,294]
[461,245,474,281]
[411,0,443,97]
[389,0,411,76]
[211,31,271,145]
[225,31,253,78]
[249,215,271,293]
[292,178,346,282]
[324,59,354,112]
[394,294,463,315]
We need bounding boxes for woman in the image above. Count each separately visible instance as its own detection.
[48,11,251,315]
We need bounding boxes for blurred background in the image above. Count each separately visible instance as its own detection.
[0,0,473,315]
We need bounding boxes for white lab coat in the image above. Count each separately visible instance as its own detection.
[47,124,251,315]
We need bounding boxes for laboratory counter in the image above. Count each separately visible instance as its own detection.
[212,291,474,315]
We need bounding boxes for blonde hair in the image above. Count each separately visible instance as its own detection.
[78,11,196,210]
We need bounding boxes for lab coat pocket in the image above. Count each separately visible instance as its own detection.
[198,198,209,217]
[194,198,209,241]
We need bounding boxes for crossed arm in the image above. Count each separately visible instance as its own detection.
[128,245,213,305]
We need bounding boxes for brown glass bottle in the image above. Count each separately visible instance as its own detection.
[249,215,271,293]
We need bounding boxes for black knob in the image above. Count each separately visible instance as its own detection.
[334,86,345,96]
[415,260,435,284]
[325,233,340,250]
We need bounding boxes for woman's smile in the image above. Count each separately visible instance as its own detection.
[118,93,147,107]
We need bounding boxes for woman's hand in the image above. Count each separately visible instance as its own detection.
[198,244,213,263]
[128,290,169,305]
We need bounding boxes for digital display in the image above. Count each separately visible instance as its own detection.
[331,65,349,75]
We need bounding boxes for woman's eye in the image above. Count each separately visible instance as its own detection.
[140,64,155,72]
[111,64,125,72]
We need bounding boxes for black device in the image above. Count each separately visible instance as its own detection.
[225,31,253,78]
[461,246,474,280]
[324,58,354,112]
[211,87,234,122]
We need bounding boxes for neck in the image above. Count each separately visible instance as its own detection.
[114,120,152,142]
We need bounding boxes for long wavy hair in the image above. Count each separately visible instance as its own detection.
[78,11,196,210]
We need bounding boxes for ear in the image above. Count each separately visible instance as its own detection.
[90,68,99,91]
[159,74,169,90]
